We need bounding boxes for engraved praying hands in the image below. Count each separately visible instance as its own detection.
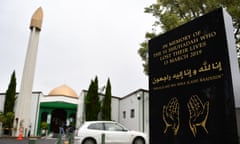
[162,95,209,137]
[163,97,180,135]
[187,95,209,137]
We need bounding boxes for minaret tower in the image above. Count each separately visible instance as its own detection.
[15,7,43,136]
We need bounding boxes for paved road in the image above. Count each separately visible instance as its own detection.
[0,133,75,144]
[0,138,59,144]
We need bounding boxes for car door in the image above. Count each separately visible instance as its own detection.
[104,122,132,144]
[86,122,105,143]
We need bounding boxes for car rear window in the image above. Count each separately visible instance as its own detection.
[104,123,124,131]
[88,123,104,130]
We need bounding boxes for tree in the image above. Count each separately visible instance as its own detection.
[138,0,240,75]
[101,78,112,120]
[1,71,17,135]
[4,112,15,133]
[85,76,101,121]
[4,71,17,114]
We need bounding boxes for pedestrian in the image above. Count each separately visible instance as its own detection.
[59,122,65,135]
[28,124,31,137]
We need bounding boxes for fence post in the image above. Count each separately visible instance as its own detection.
[69,133,74,144]
[101,133,105,144]
[57,134,62,144]
[28,138,37,144]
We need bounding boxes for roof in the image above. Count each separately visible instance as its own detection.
[30,7,43,30]
[48,84,78,99]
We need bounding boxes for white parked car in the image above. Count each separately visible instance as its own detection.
[75,121,148,144]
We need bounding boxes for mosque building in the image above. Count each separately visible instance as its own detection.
[0,84,150,137]
[0,83,239,138]
[37,84,80,135]
[0,7,151,137]
[1,7,239,139]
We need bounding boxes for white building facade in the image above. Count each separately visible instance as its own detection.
[79,89,149,136]
[1,85,239,139]
[0,85,149,137]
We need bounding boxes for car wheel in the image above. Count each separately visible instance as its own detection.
[133,137,145,144]
[82,138,96,144]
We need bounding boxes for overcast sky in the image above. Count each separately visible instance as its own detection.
[0,0,156,96]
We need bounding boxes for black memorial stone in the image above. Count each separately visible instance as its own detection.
[149,8,239,144]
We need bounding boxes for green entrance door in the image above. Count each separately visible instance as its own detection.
[38,102,77,135]
[51,109,67,133]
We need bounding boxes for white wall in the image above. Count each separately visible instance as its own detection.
[0,92,42,136]
[30,92,42,135]
[141,91,149,136]
[119,93,140,131]
[111,98,119,122]
[0,94,5,112]
[76,91,85,128]
[118,90,149,137]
